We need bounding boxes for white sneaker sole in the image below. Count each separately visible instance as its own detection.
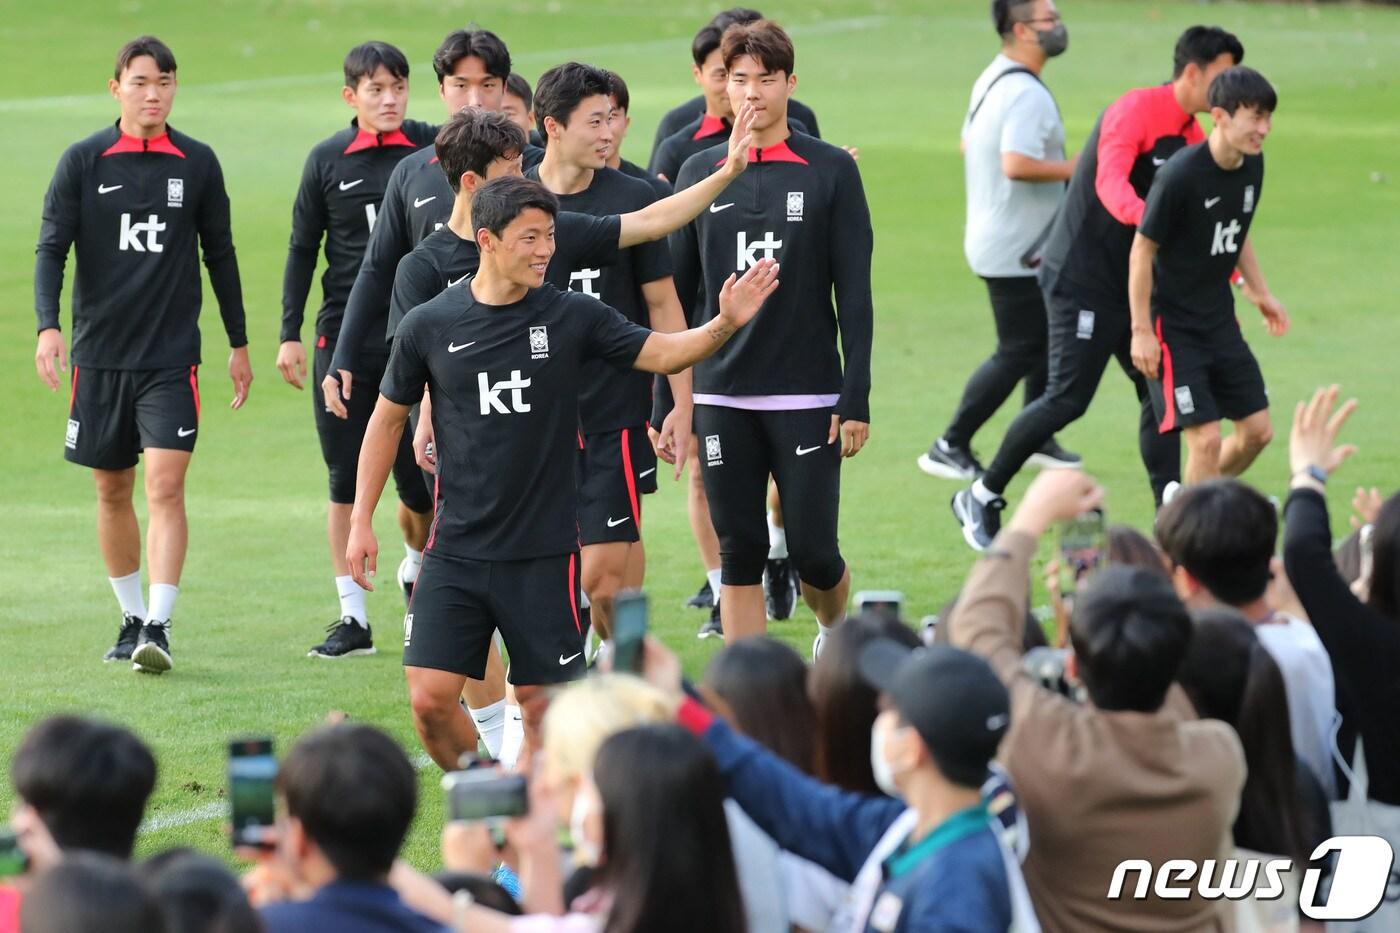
[951,493,991,552]
[308,646,378,659]
[131,643,172,673]
[1027,452,1083,470]
[917,453,975,481]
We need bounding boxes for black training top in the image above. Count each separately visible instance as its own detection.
[380,282,651,560]
[1138,142,1264,335]
[648,113,807,185]
[35,122,247,369]
[280,119,437,344]
[387,212,621,339]
[671,133,874,421]
[618,157,673,200]
[650,94,821,158]
[526,166,672,433]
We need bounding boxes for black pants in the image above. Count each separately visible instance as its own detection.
[981,284,1180,504]
[942,276,1049,448]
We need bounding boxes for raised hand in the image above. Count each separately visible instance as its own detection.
[718,258,779,329]
[1290,384,1358,477]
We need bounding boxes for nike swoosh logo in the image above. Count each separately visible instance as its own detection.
[559,652,582,666]
[1151,157,1167,166]
[709,202,734,213]
[1204,197,1221,208]
[413,196,437,208]
[446,275,468,288]
[98,184,122,194]
[447,342,475,353]
[339,179,364,191]
[795,444,822,456]
[177,427,196,437]
[638,467,656,478]
[607,516,631,528]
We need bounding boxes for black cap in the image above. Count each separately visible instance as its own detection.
[857,639,1010,788]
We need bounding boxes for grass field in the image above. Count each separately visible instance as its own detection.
[2,0,1398,869]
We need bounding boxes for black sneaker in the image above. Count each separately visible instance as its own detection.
[132,622,173,673]
[104,613,143,662]
[1027,438,1082,470]
[917,439,984,481]
[684,580,714,610]
[952,488,1006,551]
[308,617,377,659]
[764,557,797,620]
[698,602,724,640]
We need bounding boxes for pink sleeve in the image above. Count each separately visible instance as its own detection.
[510,913,603,933]
[1094,95,1149,227]
[0,887,21,933]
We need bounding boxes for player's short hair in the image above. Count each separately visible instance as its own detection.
[342,41,409,89]
[505,72,533,112]
[990,0,1038,38]
[435,107,526,192]
[712,7,764,29]
[1172,25,1244,79]
[114,35,176,80]
[433,28,511,84]
[605,70,630,114]
[533,62,614,135]
[1208,66,1277,116]
[472,176,559,240]
[721,19,795,76]
[693,9,764,68]
[1155,479,1277,606]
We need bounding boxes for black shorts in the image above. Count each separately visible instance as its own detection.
[403,550,586,686]
[313,339,433,513]
[65,365,200,470]
[576,426,656,545]
[694,404,845,590]
[1149,320,1268,433]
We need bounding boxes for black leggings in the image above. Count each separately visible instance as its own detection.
[942,276,1049,448]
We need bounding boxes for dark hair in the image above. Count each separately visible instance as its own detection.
[142,849,261,933]
[114,35,176,80]
[1369,492,1400,622]
[342,41,409,88]
[704,638,815,772]
[1156,479,1276,606]
[276,724,416,881]
[533,62,614,137]
[505,72,533,112]
[990,0,1038,38]
[593,726,746,933]
[472,176,559,239]
[432,872,523,915]
[1108,524,1171,578]
[1178,610,1309,861]
[1068,565,1192,712]
[721,19,795,76]
[1172,25,1244,79]
[10,715,156,858]
[435,108,526,192]
[691,25,726,68]
[1209,66,1277,116]
[20,852,166,933]
[809,611,921,793]
[433,28,511,84]
[712,8,764,29]
[604,70,629,114]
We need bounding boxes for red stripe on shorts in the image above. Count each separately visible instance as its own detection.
[567,552,581,634]
[621,428,640,525]
[69,365,79,414]
[1156,318,1176,434]
[189,366,201,420]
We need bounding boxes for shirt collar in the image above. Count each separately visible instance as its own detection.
[344,119,416,154]
[692,113,729,139]
[883,803,990,880]
[102,122,186,158]
[714,138,809,167]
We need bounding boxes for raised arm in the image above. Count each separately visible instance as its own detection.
[631,259,778,374]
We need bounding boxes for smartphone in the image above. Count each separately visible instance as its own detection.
[1058,509,1106,599]
[0,829,28,878]
[442,770,528,823]
[854,590,906,622]
[611,589,648,674]
[228,737,278,850]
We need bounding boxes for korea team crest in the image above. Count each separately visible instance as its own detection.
[529,325,549,359]
[167,178,184,208]
[705,434,723,466]
[1243,184,1255,214]
[786,191,804,222]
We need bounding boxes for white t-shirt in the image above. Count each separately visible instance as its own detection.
[1255,614,1340,799]
[961,54,1066,279]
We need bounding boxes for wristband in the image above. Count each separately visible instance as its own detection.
[1294,464,1328,485]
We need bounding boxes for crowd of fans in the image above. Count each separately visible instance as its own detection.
[3,384,1396,932]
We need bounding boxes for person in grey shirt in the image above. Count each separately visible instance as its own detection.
[919,0,1080,482]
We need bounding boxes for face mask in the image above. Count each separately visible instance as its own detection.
[1037,23,1069,58]
[870,720,903,798]
[569,789,603,868]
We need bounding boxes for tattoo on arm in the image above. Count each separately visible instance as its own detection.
[707,321,735,343]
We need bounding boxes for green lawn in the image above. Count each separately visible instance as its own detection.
[1,0,1397,868]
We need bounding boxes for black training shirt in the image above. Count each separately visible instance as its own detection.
[35,122,247,369]
[380,282,651,560]
[649,113,807,185]
[650,95,821,159]
[618,158,673,200]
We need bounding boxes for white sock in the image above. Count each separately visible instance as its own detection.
[336,575,368,627]
[767,512,789,560]
[818,620,838,640]
[401,544,423,583]
[579,589,592,610]
[468,700,507,759]
[110,571,146,619]
[147,583,179,625]
[971,478,1001,505]
[706,568,723,603]
[499,706,525,770]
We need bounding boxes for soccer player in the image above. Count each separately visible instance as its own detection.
[918,0,1080,481]
[650,7,821,158]
[528,63,695,650]
[346,175,778,768]
[1129,67,1286,484]
[952,25,1243,550]
[33,36,252,673]
[276,42,439,659]
[671,20,873,652]
[501,73,537,142]
[603,70,673,200]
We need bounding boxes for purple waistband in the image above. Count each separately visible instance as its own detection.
[693,393,840,411]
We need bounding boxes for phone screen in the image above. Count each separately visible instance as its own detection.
[443,772,528,822]
[1058,509,1106,599]
[229,737,277,850]
[0,829,28,878]
[611,590,648,674]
